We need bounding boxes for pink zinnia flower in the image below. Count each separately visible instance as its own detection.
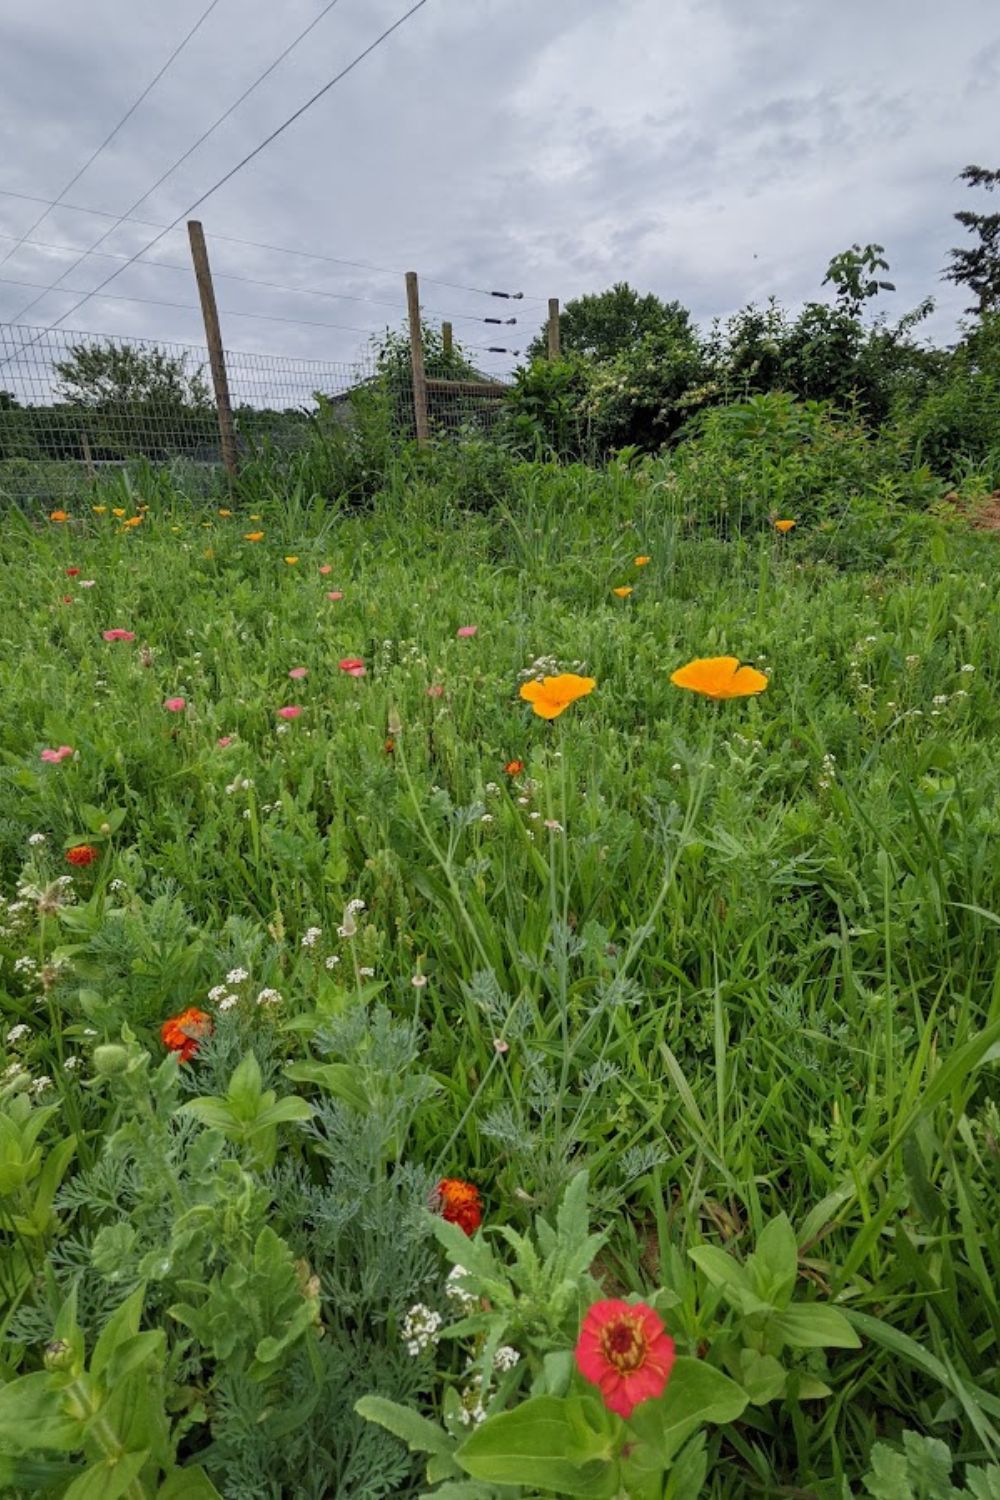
[575,1300,675,1419]
[164,697,186,713]
[80,580,96,588]
[426,683,445,698]
[288,666,308,680]
[457,625,478,638]
[338,658,366,678]
[277,705,303,720]
[102,629,135,642]
[216,736,234,748]
[318,564,333,575]
[40,745,74,764]
[326,591,344,602]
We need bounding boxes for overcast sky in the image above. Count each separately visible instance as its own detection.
[1,0,998,398]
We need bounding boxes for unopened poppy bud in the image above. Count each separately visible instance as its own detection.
[99,822,111,835]
[93,1043,129,1075]
[387,705,402,737]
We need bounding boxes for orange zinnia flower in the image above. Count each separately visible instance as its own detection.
[49,510,69,523]
[435,1178,482,1236]
[244,531,265,542]
[160,1006,212,1064]
[670,656,768,700]
[505,759,524,775]
[634,555,651,566]
[65,844,99,867]
[774,519,796,533]
[612,586,633,598]
[575,1300,675,1418]
[519,673,596,720]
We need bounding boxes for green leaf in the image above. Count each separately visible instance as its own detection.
[91,1287,145,1381]
[63,1450,149,1500]
[181,1099,238,1132]
[748,1214,798,1308]
[688,1245,771,1314]
[157,1463,225,1498]
[627,1357,748,1468]
[227,1052,263,1114]
[0,1371,80,1452]
[354,1396,457,1458]
[253,1097,313,1131]
[738,1349,787,1405]
[664,1432,708,1500]
[284,1061,370,1113]
[103,1331,165,1390]
[772,1304,861,1349]
[456,1396,618,1496]
[555,1170,591,1247]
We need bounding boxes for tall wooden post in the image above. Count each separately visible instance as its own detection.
[405,271,429,444]
[187,220,239,480]
[442,320,453,358]
[547,297,561,359]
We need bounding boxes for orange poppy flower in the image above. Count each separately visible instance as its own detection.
[519,673,596,720]
[634,555,651,566]
[435,1178,482,1236]
[160,1006,212,1064]
[670,656,768,700]
[244,531,265,542]
[49,510,69,523]
[122,516,142,528]
[612,586,633,598]
[505,759,524,775]
[112,508,126,518]
[774,519,796,533]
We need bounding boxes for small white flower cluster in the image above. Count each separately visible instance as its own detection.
[109,878,127,893]
[494,1345,520,1373]
[358,966,375,979]
[3,1060,27,1083]
[818,752,837,791]
[324,955,340,970]
[401,1303,442,1357]
[300,926,322,948]
[480,813,494,825]
[484,782,499,795]
[227,967,249,984]
[445,1265,477,1312]
[6,1023,30,1045]
[411,972,428,988]
[27,832,47,847]
[961,663,976,674]
[224,777,254,795]
[905,654,921,668]
[543,819,563,833]
[31,1075,53,1096]
[458,1375,487,1426]
[337,898,366,939]
[63,1055,81,1072]
[517,654,585,683]
[260,800,283,813]
[13,956,38,976]
[256,987,283,1007]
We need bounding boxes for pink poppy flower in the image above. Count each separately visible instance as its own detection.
[457,625,478,638]
[318,564,332,575]
[216,736,234,748]
[164,697,186,712]
[288,666,308,680]
[326,591,344,602]
[426,683,445,698]
[40,745,74,764]
[277,705,303,720]
[80,580,96,588]
[102,629,135,642]
[338,658,366,678]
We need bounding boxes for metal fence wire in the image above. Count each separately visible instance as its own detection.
[0,322,512,502]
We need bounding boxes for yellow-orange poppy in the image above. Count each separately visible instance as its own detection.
[244,531,265,542]
[670,656,768,700]
[520,673,596,720]
[122,516,142,528]
[112,507,126,518]
[92,504,107,515]
[284,555,299,565]
[634,555,651,566]
[774,519,796,533]
[218,508,232,517]
[613,586,633,598]
[49,510,69,523]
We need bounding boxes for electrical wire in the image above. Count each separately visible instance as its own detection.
[0,0,226,274]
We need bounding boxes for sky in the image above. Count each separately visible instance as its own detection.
[0,0,998,401]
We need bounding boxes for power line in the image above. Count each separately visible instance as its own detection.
[0,0,226,275]
[4,0,349,326]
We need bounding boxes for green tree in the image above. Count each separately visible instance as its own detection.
[53,341,210,408]
[822,242,895,318]
[527,282,693,361]
[943,163,1000,316]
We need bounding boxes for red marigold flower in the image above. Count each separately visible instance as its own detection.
[160,1006,213,1063]
[435,1178,482,1236]
[65,844,99,867]
[575,1299,675,1419]
[505,759,524,775]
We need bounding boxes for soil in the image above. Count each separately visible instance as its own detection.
[943,488,1000,531]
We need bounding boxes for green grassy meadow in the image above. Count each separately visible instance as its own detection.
[1,458,999,1497]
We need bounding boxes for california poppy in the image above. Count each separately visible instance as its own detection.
[66,844,99,867]
[575,1300,675,1418]
[92,505,107,515]
[670,656,768,700]
[774,519,796,533]
[244,531,265,542]
[218,508,232,517]
[160,1006,212,1063]
[612,586,633,598]
[520,673,596,720]
[435,1178,482,1236]
[49,510,69,523]
[112,508,126,518]
[634,555,651,566]
[284,556,299,565]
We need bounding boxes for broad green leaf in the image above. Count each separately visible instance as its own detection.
[253,1097,313,1131]
[772,1304,861,1350]
[627,1357,748,1467]
[688,1246,771,1314]
[227,1052,263,1114]
[284,1061,370,1113]
[157,1463,225,1498]
[748,1214,798,1308]
[556,1170,591,1248]
[664,1432,708,1500]
[103,1331,165,1391]
[0,1371,80,1452]
[456,1396,618,1495]
[63,1450,149,1500]
[355,1395,457,1458]
[91,1286,145,1381]
[181,1099,238,1132]
[738,1349,787,1405]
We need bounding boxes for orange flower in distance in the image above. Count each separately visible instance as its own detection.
[112,508,126,518]
[612,586,633,598]
[670,656,768,700]
[49,510,69,523]
[505,759,524,775]
[122,516,142,529]
[244,531,265,542]
[218,508,232,517]
[65,844,99,867]
[520,673,596,720]
[575,1299,675,1419]
[634,555,651,566]
[435,1178,482,1236]
[774,519,796,533]
[160,1006,212,1064]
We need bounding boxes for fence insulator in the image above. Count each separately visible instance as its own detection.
[486,346,518,354]
[490,291,524,299]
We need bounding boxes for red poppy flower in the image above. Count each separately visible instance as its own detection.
[435,1178,482,1236]
[66,567,80,577]
[65,844,99,867]
[575,1300,675,1418]
[505,759,524,775]
[160,1006,213,1063]
[339,657,366,678]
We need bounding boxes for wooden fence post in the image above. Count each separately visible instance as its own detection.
[442,320,453,358]
[187,220,239,481]
[547,297,561,359]
[405,271,429,444]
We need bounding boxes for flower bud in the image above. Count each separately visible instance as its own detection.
[43,1338,72,1372]
[92,1043,129,1075]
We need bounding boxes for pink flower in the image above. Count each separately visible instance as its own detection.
[326,591,344,602]
[277,705,303,720]
[338,658,366,678]
[426,683,445,698]
[164,697,186,713]
[216,736,234,748]
[40,745,74,764]
[80,580,96,588]
[102,629,135,642]
[457,625,478,638]
[319,564,333,575]
[288,666,308,680]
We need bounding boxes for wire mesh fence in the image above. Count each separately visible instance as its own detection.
[0,321,512,502]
